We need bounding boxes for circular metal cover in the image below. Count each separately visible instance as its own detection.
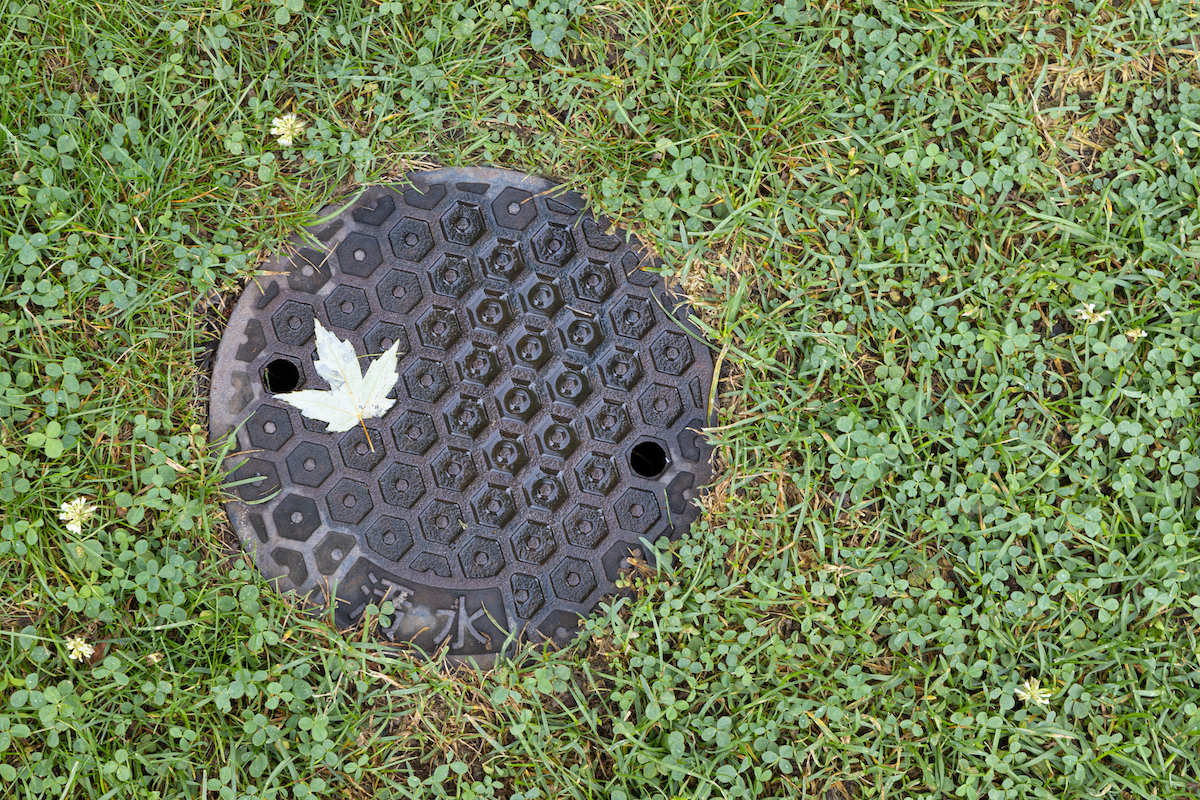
[209,167,713,663]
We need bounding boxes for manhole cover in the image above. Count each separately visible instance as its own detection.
[209,167,713,663]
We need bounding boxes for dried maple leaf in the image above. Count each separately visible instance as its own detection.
[275,320,400,436]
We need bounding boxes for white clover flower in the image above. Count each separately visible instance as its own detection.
[1015,677,1052,706]
[59,497,98,535]
[269,113,306,147]
[65,636,94,662]
[1125,328,1147,343]
[1074,304,1111,324]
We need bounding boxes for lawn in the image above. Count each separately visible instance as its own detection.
[3,0,1200,797]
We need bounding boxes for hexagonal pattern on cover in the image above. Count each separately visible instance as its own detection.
[210,167,714,664]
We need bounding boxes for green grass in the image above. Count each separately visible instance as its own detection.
[3,0,1200,797]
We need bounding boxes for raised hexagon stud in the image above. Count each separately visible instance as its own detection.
[473,485,516,529]
[564,505,608,549]
[531,222,577,268]
[610,296,655,340]
[508,328,551,369]
[271,300,315,346]
[522,278,564,318]
[492,187,537,230]
[403,358,451,403]
[483,240,524,282]
[336,231,383,278]
[338,425,386,472]
[365,516,413,562]
[285,441,335,488]
[614,488,661,535]
[601,350,644,391]
[495,378,541,423]
[363,321,410,357]
[431,448,477,492]
[430,254,477,299]
[327,477,373,525]
[459,536,505,579]
[379,462,426,508]
[549,367,591,406]
[232,457,280,503]
[588,400,632,444]
[388,217,434,262]
[419,499,465,545]
[440,200,485,247]
[651,330,695,376]
[324,285,370,331]
[459,345,500,386]
[391,410,437,455]
[561,317,602,355]
[286,248,332,294]
[470,293,513,334]
[638,383,684,428]
[576,453,619,496]
[535,419,578,460]
[376,268,422,314]
[445,395,488,439]
[550,557,596,603]
[512,522,556,565]
[416,307,462,351]
[526,471,567,512]
[247,404,294,452]
[571,260,616,303]
[274,494,320,541]
[483,432,528,475]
